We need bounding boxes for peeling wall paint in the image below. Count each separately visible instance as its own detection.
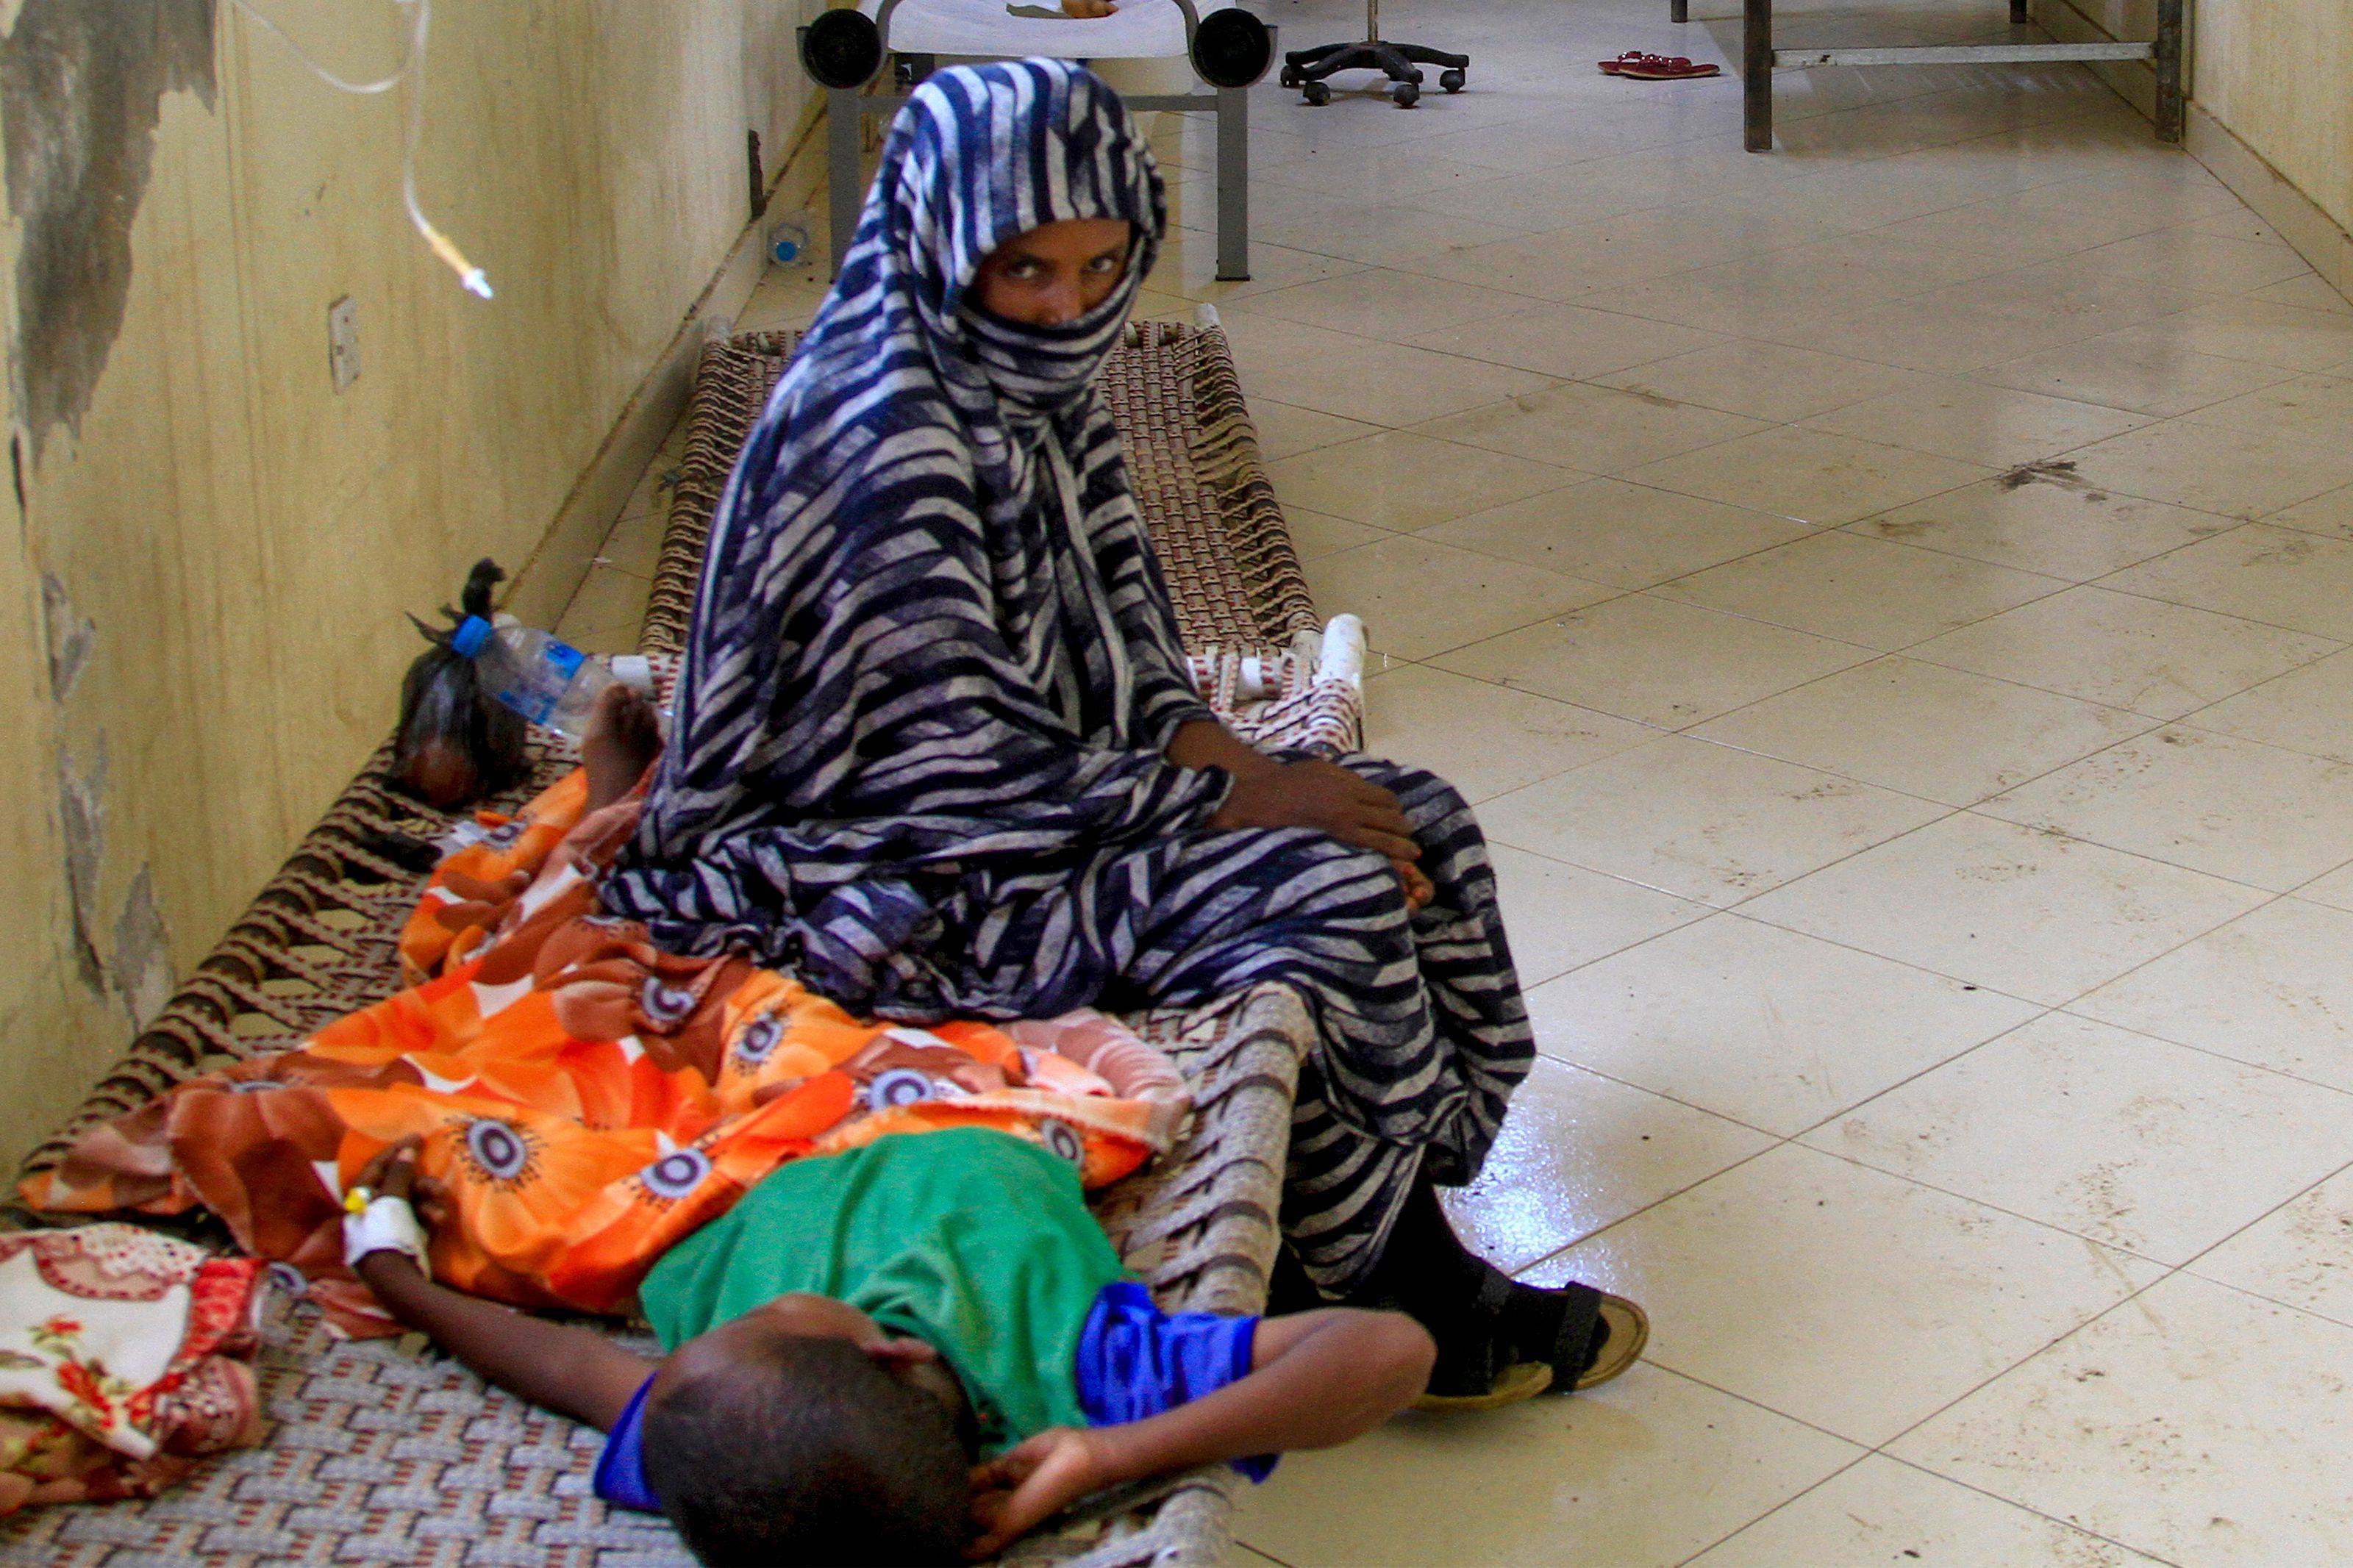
[53,734,106,990]
[0,0,217,456]
[0,2,821,1164]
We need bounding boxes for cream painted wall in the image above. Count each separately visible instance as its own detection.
[2191,0,2353,235]
[0,1,818,1163]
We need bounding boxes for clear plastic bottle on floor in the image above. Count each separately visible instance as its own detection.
[450,616,652,742]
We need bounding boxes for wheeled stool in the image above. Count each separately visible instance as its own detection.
[1280,0,1465,107]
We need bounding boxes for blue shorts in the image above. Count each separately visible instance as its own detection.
[593,1280,1269,1513]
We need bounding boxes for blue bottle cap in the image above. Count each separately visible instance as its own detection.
[451,616,493,657]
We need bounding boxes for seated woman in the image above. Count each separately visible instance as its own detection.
[601,58,1643,1404]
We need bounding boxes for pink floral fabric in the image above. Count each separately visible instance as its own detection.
[0,1224,268,1514]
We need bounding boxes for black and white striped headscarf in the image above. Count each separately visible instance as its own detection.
[604,60,1227,1011]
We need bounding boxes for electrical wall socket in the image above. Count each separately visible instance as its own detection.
[327,296,360,392]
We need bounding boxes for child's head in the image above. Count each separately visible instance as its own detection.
[640,1294,971,1567]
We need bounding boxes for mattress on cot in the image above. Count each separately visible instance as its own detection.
[2,321,1340,1568]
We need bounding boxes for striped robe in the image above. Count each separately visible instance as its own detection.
[604,60,1534,1289]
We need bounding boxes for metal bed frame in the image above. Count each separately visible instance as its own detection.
[1669,0,2186,153]
[804,0,1271,279]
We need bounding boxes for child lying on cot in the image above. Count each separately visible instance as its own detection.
[343,1130,1432,1567]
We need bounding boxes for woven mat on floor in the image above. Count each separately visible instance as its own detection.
[3,318,1340,1568]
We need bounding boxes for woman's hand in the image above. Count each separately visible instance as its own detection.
[1211,759,1421,864]
[967,1427,1117,1560]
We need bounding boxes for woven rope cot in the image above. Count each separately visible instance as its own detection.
[4,322,1335,1568]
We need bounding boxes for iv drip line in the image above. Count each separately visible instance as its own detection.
[228,0,493,299]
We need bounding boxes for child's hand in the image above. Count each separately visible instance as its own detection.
[966,1426,1115,1559]
[1060,0,1117,15]
[347,1137,454,1284]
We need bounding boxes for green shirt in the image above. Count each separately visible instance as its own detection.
[638,1128,1126,1451]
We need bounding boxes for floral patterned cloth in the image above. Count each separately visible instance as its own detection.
[23,770,1190,1339]
[0,1225,267,1514]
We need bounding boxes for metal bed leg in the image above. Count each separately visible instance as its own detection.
[1215,82,1250,281]
[2153,0,2184,143]
[2010,0,2028,23]
[826,86,863,276]
[1671,0,1689,24]
[1743,0,1773,151]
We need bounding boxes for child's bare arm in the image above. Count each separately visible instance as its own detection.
[968,1306,1431,1557]
[349,1142,656,1431]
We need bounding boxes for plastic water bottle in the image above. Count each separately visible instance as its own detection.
[450,616,653,742]
[767,218,812,265]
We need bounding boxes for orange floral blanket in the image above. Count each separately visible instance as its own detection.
[23,772,1189,1336]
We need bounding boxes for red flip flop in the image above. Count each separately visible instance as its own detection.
[1598,50,1668,74]
[1615,54,1721,79]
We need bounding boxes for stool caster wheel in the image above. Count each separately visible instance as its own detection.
[1280,65,1301,87]
[1390,79,1420,107]
[1440,68,1465,92]
[1302,79,1331,104]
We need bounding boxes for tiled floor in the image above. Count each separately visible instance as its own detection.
[560,1,2353,1561]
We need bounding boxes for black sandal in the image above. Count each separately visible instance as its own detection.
[1411,1266,1554,1411]
[1511,1277,1649,1392]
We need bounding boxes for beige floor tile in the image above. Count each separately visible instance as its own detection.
[1853,474,2238,581]
[1415,381,1767,475]
[2192,1166,2353,1331]
[1623,426,1994,529]
[2194,648,2353,763]
[593,506,668,583]
[1909,585,2341,720]
[1754,296,2126,379]
[2265,483,2353,543]
[1406,303,1724,382]
[1435,593,1875,728]
[2071,226,2321,294]
[1654,531,2065,649]
[1224,315,1555,426]
[2154,296,2353,371]
[1363,663,1655,805]
[1808,1012,2353,1263]
[1596,340,1934,423]
[1971,325,2299,418]
[1695,656,2152,806]
[1303,534,1616,659]
[1286,506,1387,560]
[1424,479,1814,590]
[1252,191,1532,272]
[1232,1365,1860,1568]
[1741,812,2268,1005]
[551,564,649,655]
[1252,143,1510,205]
[2297,860,2353,912]
[1265,429,1579,531]
[1979,726,2353,892]
[1488,843,1713,988]
[2076,895,2353,1095]
[1688,1454,2171,1568]
[1538,1144,2163,1446]
[1145,231,1364,303]
[1249,400,1382,461]
[1232,268,1533,340]
[2249,273,2353,315]
[1804,379,2152,468]
[1529,913,2040,1137]
[1480,735,1948,906]
[2182,371,2353,447]
[2061,425,2353,521]
[1857,189,2167,262]
[1890,1273,2353,1568]
[2104,523,2353,636]
[1446,1056,1774,1271]
[1575,231,2017,339]
[1907,260,2218,345]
